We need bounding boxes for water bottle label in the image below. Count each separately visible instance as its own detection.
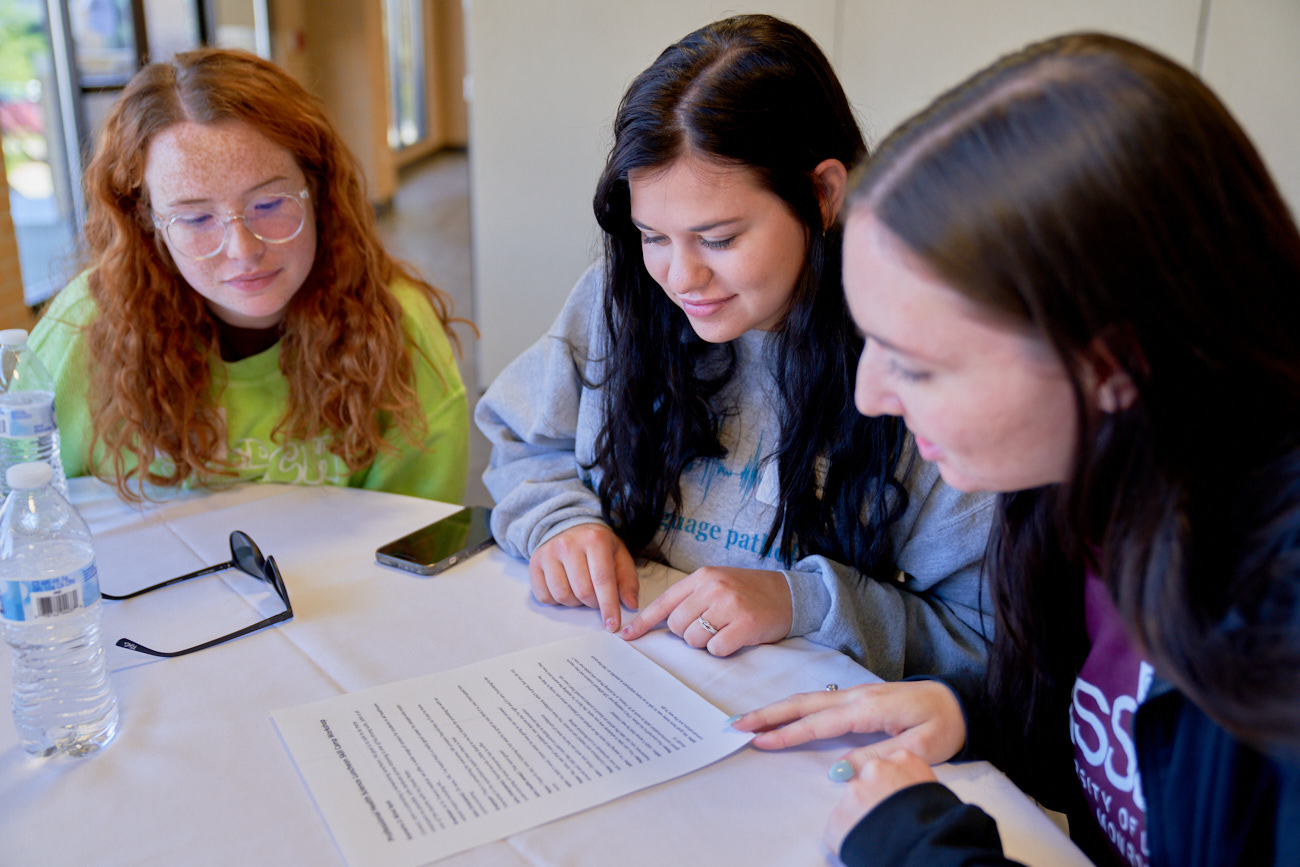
[0,394,56,439]
[0,562,100,623]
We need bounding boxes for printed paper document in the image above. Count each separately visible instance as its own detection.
[272,632,753,867]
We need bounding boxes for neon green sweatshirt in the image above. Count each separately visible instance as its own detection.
[31,272,468,503]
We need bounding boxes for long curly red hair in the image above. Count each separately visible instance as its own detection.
[79,48,465,501]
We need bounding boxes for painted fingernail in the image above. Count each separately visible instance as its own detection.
[724,714,743,726]
[606,618,618,632]
[828,760,855,782]
[620,626,632,638]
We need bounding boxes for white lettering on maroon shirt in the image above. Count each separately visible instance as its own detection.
[1069,574,1152,867]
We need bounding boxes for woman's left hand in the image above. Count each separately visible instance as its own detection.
[824,749,938,853]
[732,679,966,762]
[619,566,792,655]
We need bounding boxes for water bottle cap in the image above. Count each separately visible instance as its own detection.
[6,462,53,489]
[0,329,29,346]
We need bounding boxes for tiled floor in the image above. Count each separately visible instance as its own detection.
[374,149,493,507]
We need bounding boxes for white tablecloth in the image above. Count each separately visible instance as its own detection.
[0,481,1090,866]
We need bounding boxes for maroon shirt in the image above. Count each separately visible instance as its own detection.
[1070,574,1152,867]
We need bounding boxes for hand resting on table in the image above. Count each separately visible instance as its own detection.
[619,566,793,656]
[731,680,967,852]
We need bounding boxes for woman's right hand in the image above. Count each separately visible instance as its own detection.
[730,679,967,767]
[824,748,941,853]
[529,523,640,632]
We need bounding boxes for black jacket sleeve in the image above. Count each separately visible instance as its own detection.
[839,782,1023,867]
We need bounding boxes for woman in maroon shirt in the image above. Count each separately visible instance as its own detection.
[734,32,1300,867]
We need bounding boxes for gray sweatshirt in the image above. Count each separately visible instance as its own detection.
[475,265,995,679]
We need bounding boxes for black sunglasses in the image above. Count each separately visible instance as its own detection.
[102,531,293,658]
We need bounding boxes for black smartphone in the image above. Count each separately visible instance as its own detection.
[375,506,495,576]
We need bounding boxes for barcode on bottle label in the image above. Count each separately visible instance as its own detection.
[0,563,99,622]
[34,587,82,618]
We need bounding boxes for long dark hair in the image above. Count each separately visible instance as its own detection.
[589,14,906,577]
[848,32,1300,755]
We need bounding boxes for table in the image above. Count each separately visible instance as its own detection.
[0,481,1091,866]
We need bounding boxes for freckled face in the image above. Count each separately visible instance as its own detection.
[629,156,809,342]
[843,210,1078,493]
[144,120,317,329]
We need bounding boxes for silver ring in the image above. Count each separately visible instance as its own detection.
[697,616,719,635]
[825,683,839,692]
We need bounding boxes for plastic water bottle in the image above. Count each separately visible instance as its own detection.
[0,461,118,757]
[0,329,66,501]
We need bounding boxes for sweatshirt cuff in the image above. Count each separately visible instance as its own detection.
[840,781,998,866]
[784,568,831,638]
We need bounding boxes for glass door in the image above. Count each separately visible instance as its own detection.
[0,0,204,307]
[383,0,427,150]
[2,0,84,304]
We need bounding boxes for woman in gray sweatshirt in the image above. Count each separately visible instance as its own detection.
[475,14,994,681]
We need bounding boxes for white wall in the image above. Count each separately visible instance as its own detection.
[831,1,1204,146]
[467,0,1300,387]
[1198,0,1300,219]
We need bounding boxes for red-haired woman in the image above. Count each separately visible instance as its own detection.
[31,48,469,502]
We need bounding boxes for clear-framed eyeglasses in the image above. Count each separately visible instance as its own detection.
[151,188,311,260]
